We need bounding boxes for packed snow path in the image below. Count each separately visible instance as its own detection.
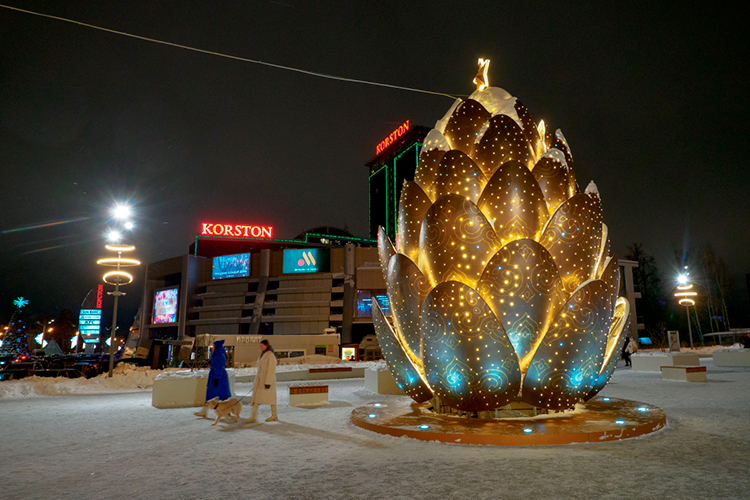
[1,359,749,500]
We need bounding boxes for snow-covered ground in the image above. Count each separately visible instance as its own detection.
[1,359,749,500]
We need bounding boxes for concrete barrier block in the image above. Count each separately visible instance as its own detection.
[631,353,700,372]
[152,370,235,408]
[364,367,405,395]
[713,349,750,367]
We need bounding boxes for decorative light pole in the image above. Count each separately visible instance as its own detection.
[98,204,140,377]
[675,269,698,349]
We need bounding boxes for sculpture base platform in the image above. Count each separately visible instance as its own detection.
[351,397,666,446]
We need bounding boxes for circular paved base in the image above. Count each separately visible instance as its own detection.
[351,397,666,446]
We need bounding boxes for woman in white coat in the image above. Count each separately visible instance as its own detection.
[248,339,278,422]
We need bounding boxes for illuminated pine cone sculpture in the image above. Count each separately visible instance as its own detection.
[374,63,630,411]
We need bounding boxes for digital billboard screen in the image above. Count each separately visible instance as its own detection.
[212,253,250,280]
[79,309,102,343]
[153,287,179,324]
[356,290,390,317]
[282,248,330,274]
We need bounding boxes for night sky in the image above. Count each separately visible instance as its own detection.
[1,1,748,327]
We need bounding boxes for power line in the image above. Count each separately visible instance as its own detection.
[0,3,461,99]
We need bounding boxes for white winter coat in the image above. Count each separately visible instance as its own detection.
[625,338,638,354]
[250,350,277,406]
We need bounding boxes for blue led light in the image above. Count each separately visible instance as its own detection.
[523,428,533,434]
[368,414,377,418]
[419,424,429,429]
[373,403,382,407]
[615,420,625,425]
[602,397,610,401]
[637,407,648,412]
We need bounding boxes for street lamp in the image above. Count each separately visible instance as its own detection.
[674,269,698,349]
[98,204,140,377]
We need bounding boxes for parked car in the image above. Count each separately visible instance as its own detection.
[0,357,46,381]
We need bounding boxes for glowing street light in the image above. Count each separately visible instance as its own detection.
[106,230,122,243]
[99,205,140,377]
[674,269,698,349]
[111,203,132,220]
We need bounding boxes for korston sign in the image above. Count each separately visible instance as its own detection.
[201,223,273,238]
[375,120,410,155]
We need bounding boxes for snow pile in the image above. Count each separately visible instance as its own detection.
[234,361,378,378]
[716,344,744,351]
[0,363,161,399]
[156,368,236,380]
[369,361,390,372]
[0,362,379,398]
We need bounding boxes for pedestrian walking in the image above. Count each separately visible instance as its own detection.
[195,339,232,417]
[248,339,278,423]
[623,336,637,367]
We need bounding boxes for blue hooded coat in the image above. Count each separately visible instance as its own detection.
[206,340,232,401]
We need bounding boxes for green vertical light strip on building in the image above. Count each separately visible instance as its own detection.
[369,164,388,238]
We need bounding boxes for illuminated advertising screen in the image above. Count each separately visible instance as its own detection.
[374,294,390,316]
[79,309,102,343]
[356,291,390,317]
[212,253,250,280]
[153,287,179,324]
[282,248,330,274]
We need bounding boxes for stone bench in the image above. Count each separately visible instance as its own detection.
[661,365,707,382]
[289,383,329,407]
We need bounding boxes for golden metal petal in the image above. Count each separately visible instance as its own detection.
[599,255,620,318]
[594,223,610,278]
[420,281,521,411]
[387,253,432,363]
[531,149,570,213]
[514,100,543,159]
[477,239,567,373]
[585,297,630,400]
[522,280,611,409]
[415,129,450,195]
[377,226,396,276]
[551,129,577,196]
[472,115,536,176]
[396,181,432,262]
[540,193,603,295]
[419,194,501,289]
[477,160,549,246]
[431,151,487,204]
[372,301,433,403]
[443,99,491,155]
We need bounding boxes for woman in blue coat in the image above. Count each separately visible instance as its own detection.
[206,339,232,400]
[196,340,232,417]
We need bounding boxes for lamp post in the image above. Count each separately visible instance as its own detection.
[98,204,140,377]
[675,270,698,349]
[98,238,139,377]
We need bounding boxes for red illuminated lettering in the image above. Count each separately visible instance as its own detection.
[96,284,103,309]
[375,120,410,156]
[199,222,273,239]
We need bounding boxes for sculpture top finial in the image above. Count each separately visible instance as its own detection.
[473,58,490,91]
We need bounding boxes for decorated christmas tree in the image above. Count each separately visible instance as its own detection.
[0,297,30,356]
